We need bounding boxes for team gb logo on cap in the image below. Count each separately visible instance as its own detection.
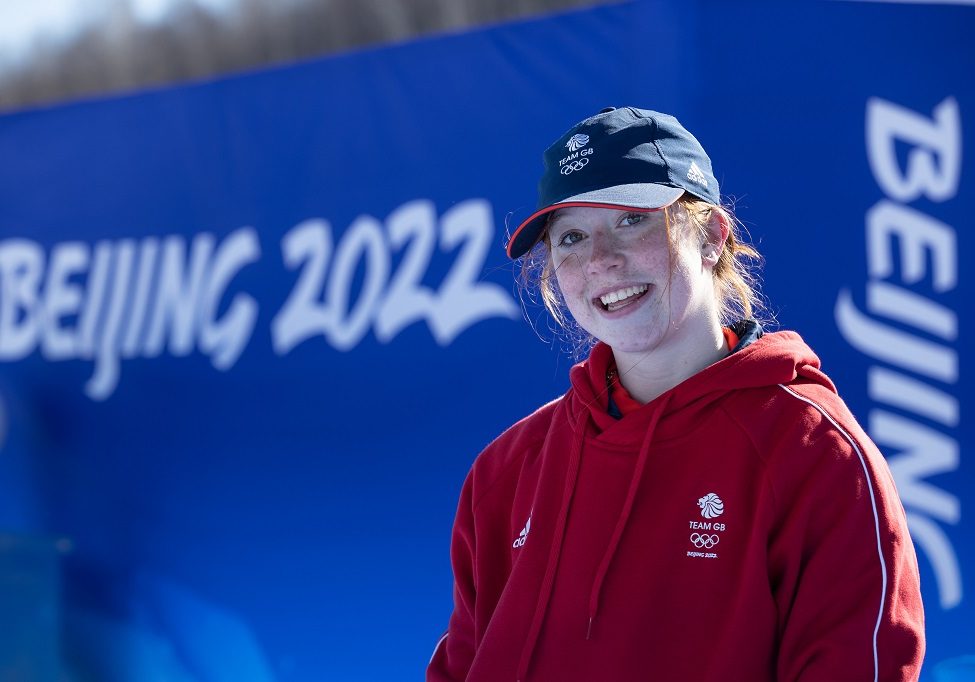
[560,134,593,175]
[566,134,590,151]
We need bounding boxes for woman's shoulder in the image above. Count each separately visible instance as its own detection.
[466,394,568,505]
[717,378,883,492]
[721,375,848,419]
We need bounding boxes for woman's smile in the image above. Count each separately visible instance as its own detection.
[594,283,651,313]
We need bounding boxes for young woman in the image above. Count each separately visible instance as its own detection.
[427,107,925,681]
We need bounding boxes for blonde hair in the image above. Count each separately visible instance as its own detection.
[680,197,763,325]
[516,196,764,354]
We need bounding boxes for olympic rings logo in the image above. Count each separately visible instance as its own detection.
[690,533,719,549]
[560,158,589,175]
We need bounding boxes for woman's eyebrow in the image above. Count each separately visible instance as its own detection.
[547,212,568,230]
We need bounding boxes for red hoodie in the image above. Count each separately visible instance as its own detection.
[428,331,924,681]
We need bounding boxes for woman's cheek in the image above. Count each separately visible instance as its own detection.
[553,255,580,293]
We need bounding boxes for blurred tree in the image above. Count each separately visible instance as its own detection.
[0,0,610,112]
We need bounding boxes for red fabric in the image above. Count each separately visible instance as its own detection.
[723,325,740,351]
[428,332,924,682]
[606,367,643,415]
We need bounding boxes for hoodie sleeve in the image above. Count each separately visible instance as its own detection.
[427,470,477,682]
[768,386,925,682]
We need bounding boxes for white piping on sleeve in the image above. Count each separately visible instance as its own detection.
[777,384,887,682]
[429,632,449,666]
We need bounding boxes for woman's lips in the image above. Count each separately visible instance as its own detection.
[596,284,649,312]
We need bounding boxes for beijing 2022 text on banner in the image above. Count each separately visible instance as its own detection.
[0,0,970,679]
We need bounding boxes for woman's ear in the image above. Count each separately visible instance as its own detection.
[702,210,730,267]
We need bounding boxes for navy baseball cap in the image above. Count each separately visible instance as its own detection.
[506,106,720,259]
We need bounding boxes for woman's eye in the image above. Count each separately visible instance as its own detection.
[621,212,646,227]
[557,231,584,247]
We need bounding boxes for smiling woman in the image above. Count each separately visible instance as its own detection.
[428,107,925,682]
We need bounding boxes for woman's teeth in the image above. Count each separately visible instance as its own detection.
[599,285,649,310]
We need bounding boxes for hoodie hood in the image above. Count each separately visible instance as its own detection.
[567,330,833,437]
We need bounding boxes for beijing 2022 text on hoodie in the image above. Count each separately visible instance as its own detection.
[427,330,924,681]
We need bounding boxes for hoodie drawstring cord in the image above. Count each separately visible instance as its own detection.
[586,393,671,640]
[514,410,589,682]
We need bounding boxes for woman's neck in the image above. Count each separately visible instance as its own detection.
[611,325,728,404]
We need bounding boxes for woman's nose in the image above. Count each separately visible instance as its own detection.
[586,232,624,274]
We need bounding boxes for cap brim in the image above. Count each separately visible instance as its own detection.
[506,184,686,259]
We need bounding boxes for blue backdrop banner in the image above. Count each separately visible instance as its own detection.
[0,1,970,679]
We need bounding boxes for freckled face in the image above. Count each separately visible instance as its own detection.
[547,205,718,355]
